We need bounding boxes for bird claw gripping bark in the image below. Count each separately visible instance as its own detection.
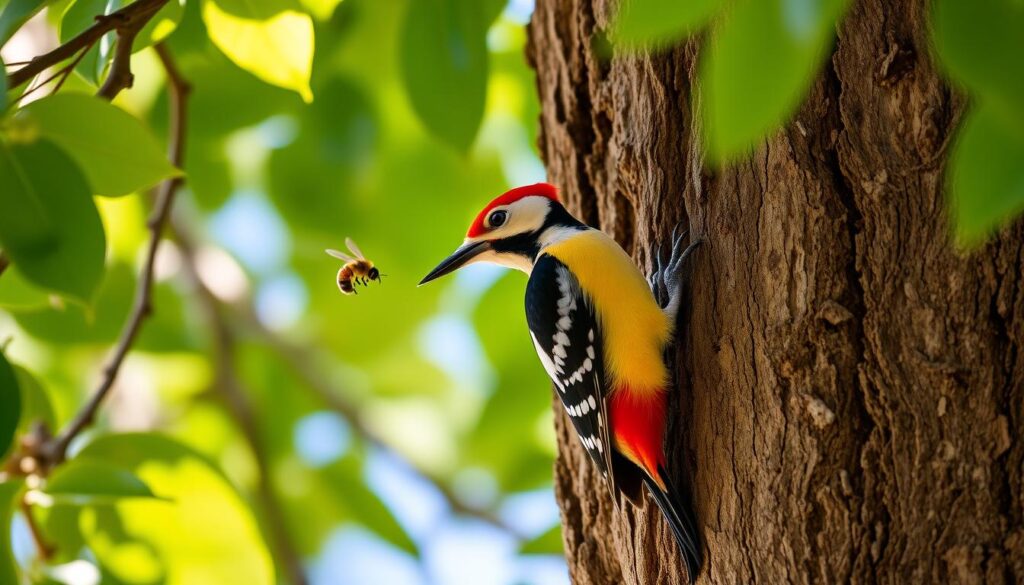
[649,227,702,324]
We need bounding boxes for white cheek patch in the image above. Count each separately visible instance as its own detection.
[484,196,551,239]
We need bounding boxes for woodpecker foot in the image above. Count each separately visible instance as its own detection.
[648,227,702,324]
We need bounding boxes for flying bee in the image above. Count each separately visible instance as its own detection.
[325,238,383,295]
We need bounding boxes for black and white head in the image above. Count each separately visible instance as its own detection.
[419,183,584,285]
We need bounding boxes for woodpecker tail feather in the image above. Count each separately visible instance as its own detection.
[643,469,702,582]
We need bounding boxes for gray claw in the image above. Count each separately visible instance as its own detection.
[661,227,702,324]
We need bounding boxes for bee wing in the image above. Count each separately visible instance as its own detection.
[326,248,355,262]
[345,237,366,259]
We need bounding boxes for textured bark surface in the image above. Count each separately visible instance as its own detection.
[526,0,1024,583]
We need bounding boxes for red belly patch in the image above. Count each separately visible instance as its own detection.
[608,386,668,483]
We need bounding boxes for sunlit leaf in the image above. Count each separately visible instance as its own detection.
[298,0,340,21]
[932,0,1024,131]
[520,523,563,555]
[138,0,186,47]
[0,268,51,309]
[0,479,23,585]
[78,433,274,585]
[400,0,492,151]
[613,0,721,47]
[0,0,47,45]
[702,0,849,161]
[20,93,180,197]
[203,0,315,102]
[0,138,106,302]
[44,459,159,506]
[0,350,20,459]
[949,105,1024,245]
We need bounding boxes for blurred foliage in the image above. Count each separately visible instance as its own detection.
[613,0,1024,245]
[0,0,560,582]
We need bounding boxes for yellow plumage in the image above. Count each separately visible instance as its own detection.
[545,229,671,395]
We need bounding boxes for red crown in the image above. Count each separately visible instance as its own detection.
[467,183,559,237]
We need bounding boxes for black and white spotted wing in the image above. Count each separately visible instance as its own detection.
[525,254,614,481]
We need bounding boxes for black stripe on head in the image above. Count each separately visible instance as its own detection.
[490,200,587,264]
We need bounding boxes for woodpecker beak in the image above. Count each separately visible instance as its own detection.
[419,240,491,285]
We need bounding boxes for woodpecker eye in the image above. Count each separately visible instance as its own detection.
[488,210,508,228]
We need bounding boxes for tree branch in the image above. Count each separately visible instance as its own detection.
[6,0,168,90]
[95,21,143,100]
[41,43,190,467]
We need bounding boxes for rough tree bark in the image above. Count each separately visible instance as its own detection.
[526,0,1024,583]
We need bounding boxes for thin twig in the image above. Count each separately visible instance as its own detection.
[6,0,168,90]
[51,44,93,95]
[19,497,54,561]
[175,230,309,585]
[15,42,94,104]
[42,43,189,467]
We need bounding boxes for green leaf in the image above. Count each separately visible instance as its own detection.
[77,433,274,585]
[138,0,186,47]
[949,104,1024,245]
[0,267,51,309]
[702,0,849,161]
[202,0,315,102]
[0,0,47,46]
[932,0,1024,132]
[519,523,563,555]
[21,93,180,197]
[0,479,24,585]
[13,364,55,437]
[44,459,159,506]
[0,138,105,302]
[614,0,722,47]
[400,0,492,151]
[0,350,20,460]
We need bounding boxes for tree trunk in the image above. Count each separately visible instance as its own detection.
[525,1,1024,583]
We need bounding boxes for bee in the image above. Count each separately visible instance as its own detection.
[325,238,382,295]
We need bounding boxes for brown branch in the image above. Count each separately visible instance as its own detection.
[19,498,54,561]
[0,252,9,278]
[95,16,146,100]
[6,0,168,90]
[41,43,190,467]
[174,230,309,585]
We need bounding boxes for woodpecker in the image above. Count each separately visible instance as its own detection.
[420,183,703,579]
